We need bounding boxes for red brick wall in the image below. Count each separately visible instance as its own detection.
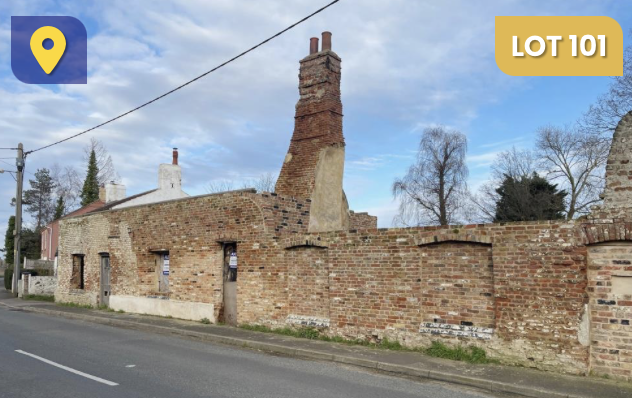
[315,223,590,373]
[58,194,608,376]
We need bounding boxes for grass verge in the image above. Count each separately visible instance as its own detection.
[57,302,94,309]
[23,294,55,302]
[239,324,498,364]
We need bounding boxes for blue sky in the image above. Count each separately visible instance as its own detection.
[0,0,630,238]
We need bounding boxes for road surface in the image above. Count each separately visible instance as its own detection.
[0,294,503,397]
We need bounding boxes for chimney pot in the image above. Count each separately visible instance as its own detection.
[309,37,319,54]
[172,148,179,165]
[321,31,332,51]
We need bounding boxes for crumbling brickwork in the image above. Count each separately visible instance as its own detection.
[587,243,632,380]
[275,48,343,199]
[57,191,312,323]
[349,211,378,230]
[602,112,632,217]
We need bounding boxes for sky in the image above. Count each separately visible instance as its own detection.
[0,0,631,241]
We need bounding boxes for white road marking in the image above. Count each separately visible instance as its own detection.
[15,350,119,386]
[125,364,136,368]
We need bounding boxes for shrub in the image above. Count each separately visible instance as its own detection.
[200,317,211,324]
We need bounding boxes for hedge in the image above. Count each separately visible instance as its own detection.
[4,267,13,290]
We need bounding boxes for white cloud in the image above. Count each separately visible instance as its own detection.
[0,0,622,239]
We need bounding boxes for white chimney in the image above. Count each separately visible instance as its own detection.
[158,164,182,191]
[105,182,126,203]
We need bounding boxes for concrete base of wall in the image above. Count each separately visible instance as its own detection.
[28,276,56,296]
[109,295,215,322]
[55,290,99,306]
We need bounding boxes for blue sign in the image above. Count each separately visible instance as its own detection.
[11,16,87,84]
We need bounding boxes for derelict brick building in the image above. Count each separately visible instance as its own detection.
[57,33,632,380]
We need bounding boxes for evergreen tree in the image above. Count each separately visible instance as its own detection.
[54,196,65,220]
[20,228,41,262]
[80,149,100,206]
[4,216,15,265]
[23,168,55,232]
[494,173,567,222]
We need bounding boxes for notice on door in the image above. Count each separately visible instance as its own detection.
[229,252,237,269]
[163,255,170,275]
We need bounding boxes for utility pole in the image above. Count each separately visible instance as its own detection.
[12,143,24,297]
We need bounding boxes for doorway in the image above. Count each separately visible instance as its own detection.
[222,243,238,326]
[156,252,170,294]
[100,254,111,306]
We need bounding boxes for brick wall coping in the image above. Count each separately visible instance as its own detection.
[580,221,632,245]
[416,232,492,246]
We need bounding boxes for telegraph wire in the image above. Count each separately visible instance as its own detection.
[25,0,342,155]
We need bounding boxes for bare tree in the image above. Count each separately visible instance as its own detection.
[535,125,609,219]
[83,138,120,185]
[206,173,277,194]
[51,163,82,212]
[470,146,537,222]
[206,180,235,194]
[490,146,536,181]
[579,33,632,135]
[392,126,468,226]
[243,172,276,193]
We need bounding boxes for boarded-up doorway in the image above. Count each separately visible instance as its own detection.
[419,242,495,336]
[156,252,170,294]
[100,254,111,306]
[222,243,238,326]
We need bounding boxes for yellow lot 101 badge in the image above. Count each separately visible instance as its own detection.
[495,16,623,76]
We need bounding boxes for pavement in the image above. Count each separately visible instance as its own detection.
[1,288,630,398]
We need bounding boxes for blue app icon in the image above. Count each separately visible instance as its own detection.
[11,16,87,84]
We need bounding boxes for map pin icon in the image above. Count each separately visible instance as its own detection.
[30,26,66,74]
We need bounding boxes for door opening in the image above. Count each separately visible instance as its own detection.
[100,254,111,306]
[222,243,238,326]
[156,252,170,294]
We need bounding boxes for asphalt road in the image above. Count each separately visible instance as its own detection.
[0,295,502,398]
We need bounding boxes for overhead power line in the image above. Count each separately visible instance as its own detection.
[25,0,342,155]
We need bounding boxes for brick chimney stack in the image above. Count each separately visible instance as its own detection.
[275,32,348,232]
[172,148,178,165]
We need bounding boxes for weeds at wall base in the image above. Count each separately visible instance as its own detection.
[56,301,124,313]
[239,324,498,365]
[23,294,54,302]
